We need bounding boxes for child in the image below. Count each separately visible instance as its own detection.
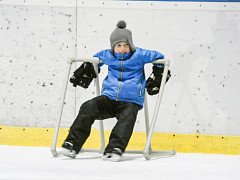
[62,20,171,161]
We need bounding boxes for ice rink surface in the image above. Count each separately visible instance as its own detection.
[1,145,240,180]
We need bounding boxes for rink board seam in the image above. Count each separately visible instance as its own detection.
[0,125,240,155]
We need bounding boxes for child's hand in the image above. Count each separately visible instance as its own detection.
[69,62,97,88]
[146,66,171,95]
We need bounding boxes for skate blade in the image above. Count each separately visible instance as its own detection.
[62,148,77,159]
[101,153,122,162]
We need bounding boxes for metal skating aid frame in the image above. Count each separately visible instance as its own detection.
[51,57,176,160]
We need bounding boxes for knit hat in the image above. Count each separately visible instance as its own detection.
[110,20,135,52]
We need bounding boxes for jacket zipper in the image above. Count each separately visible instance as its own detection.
[116,55,124,101]
[139,82,142,96]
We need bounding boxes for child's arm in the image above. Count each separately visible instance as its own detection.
[139,48,165,67]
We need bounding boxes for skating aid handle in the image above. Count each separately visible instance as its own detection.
[72,57,170,66]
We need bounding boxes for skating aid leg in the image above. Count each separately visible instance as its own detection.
[143,59,176,160]
[51,58,73,157]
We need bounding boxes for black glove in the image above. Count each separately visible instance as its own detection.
[70,62,97,88]
[146,66,171,95]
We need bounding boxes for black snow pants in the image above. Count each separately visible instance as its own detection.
[64,95,141,154]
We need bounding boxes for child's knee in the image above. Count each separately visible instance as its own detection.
[80,100,96,114]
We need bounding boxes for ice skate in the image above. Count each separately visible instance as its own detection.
[62,142,77,159]
[102,148,123,162]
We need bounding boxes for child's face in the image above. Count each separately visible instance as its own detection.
[114,42,130,54]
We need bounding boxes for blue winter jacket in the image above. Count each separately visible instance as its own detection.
[93,47,164,107]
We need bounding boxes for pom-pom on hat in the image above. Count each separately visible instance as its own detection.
[110,20,135,52]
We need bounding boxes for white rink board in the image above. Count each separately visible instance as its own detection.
[0,1,240,135]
